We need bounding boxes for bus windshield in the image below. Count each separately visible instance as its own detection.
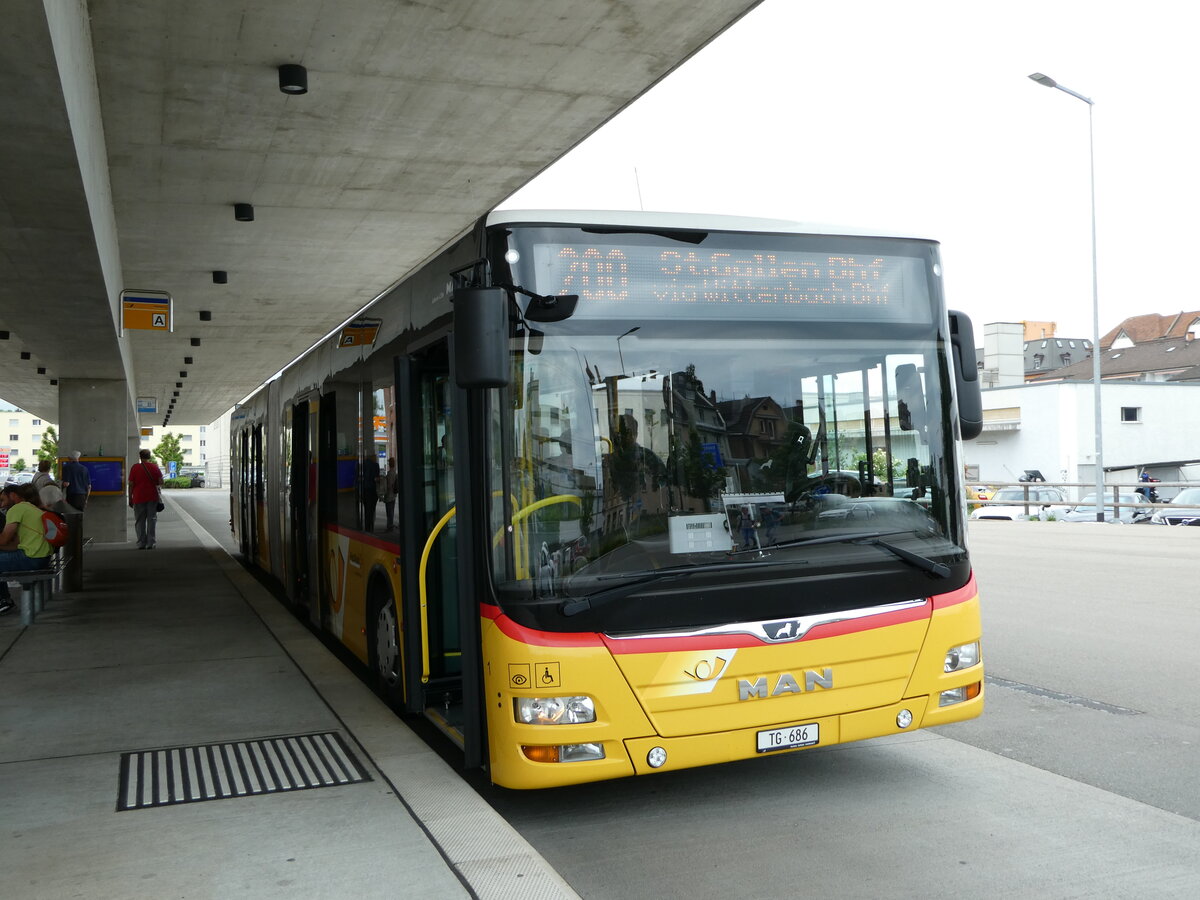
[485,226,968,633]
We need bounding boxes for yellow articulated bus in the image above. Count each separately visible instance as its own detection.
[231,209,986,789]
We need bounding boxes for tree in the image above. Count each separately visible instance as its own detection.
[11,457,27,472]
[37,425,58,473]
[154,432,185,470]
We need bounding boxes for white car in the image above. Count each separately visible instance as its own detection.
[970,486,1069,521]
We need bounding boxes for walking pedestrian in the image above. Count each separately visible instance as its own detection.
[129,449,164,549]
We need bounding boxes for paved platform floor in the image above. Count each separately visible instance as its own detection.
[0,496,578,900]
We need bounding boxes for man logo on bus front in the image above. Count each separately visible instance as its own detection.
[764,619,808,642]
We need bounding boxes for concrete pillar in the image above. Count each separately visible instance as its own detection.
[57,378,132,543]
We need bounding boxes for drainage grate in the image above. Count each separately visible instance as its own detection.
[117,731,372,811]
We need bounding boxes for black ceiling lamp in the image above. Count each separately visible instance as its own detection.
[190,338,201,347]
[180,371,188,378]
[20,351,30,360]
[278,64,308,95]
[234,203,254,222]
[0,331,9,339]
[37,367,46,374]
[50,379,58,386]
[212,270,228,284]
[176,382,182,388]
[199,311,212,321]
[173,391,179,397]
[184,356,193,365]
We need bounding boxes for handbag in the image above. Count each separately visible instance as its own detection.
[142,462,166,512]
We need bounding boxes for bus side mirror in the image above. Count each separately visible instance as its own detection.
[454,287,510,388]
[895,363,926,434]
[948,310,983,440]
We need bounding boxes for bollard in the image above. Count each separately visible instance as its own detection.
[63,509,84,593]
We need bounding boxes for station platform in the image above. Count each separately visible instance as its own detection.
[1,495,579,900]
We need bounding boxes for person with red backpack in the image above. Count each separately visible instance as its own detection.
[0,483,53,615]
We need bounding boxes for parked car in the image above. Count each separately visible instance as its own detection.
[1149,487,1200,525]
[5,471,34,486]
[969,486,1069,521]
[178,466,206,487]
[1060,493,1152,523]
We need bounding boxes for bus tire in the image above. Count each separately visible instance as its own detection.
[368,578,404,705]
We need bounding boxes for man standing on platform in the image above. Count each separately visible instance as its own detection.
[61,451,92,511]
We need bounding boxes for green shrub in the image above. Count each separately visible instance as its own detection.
[163,476,192,489]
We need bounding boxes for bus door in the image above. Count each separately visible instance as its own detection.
[237,428,255,560]
[287,399,316,611]
[400,341,464,740]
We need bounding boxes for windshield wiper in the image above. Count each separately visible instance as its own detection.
[745,530,951,579]
[560,559,803,617]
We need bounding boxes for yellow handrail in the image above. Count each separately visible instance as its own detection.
[420,493,583,682]
[418,505,457,684]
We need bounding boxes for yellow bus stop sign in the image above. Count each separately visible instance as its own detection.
[121,290,173,332]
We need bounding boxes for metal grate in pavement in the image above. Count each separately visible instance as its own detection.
[117,731,372,811]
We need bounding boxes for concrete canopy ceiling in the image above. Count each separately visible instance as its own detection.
[0,0,760,427]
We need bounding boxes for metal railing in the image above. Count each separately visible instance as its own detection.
[970,480,1193,517]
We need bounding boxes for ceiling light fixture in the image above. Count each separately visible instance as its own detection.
[234,203,254,222]
[21,351,30,360]
[184,356,193,365]
[37,367,46,374]
[199,311,212,321]
[190,338,201,346]
[213,270,228,284]
[278,64,308,95]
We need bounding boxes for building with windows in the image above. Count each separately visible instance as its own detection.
[0,407,54,473]
[0,402,231,487]
[964,321,1200,495]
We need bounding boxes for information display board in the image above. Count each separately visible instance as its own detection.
[73,457,125,495]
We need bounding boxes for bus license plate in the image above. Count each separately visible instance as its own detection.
[757,723,819,753]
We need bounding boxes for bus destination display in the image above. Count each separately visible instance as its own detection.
[531,244,930,321]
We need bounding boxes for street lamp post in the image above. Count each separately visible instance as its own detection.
[617,326,640,375]
[1029,72,1105,522]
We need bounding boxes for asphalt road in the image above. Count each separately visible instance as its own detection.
[176,492,1200,898]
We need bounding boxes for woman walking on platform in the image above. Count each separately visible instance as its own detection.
[129,449,164,550]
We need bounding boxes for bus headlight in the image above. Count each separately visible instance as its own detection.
[514,696,596,725]
[944,641,980,673]
[939,682,982,707]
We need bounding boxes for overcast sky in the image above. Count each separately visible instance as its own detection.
[502,0,1199,339]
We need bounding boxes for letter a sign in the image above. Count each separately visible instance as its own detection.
[120,290,173,332]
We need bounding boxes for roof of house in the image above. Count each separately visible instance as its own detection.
[1100,311,1200,348]
[1026,335,1200,382]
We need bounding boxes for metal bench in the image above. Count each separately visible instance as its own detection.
[1,539,90,625]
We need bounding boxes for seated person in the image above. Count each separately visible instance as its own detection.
[0,483,54,615]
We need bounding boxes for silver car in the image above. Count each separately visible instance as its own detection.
[970,486,1069,521]
[1149,487,1200,525]
[1060,493,1152,523]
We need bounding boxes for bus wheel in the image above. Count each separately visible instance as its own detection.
[371,588,403,702]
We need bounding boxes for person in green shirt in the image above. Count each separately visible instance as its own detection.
[0,483,53,615]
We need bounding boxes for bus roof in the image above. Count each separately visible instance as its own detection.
[486,208,935,242]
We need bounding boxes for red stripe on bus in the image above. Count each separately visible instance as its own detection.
[600,600,932,655]
[324,523,400,553]
[930,572,977,610]
[483,604,606,648]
